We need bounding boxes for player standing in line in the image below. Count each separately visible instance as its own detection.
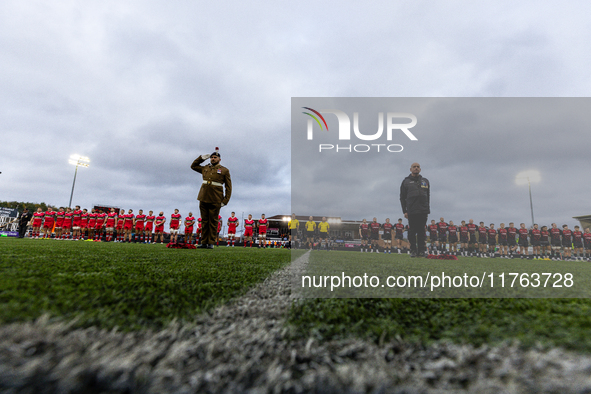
[477,222,488,257]
[393,218,406,254]
[72,206,82,240]
[115,209,125,242]
[466,219,478,256]
[104,208,117,242]
[572,225,584,260]
[258,214,268,248]
[540,225,550,259]
[529,224,541,259]
[87,209,97,242]
[487,223,497,258]
[428,219,438,254]
[134,209,146,243]
[122,209,133,242]
[42,208,56,239]
[549,223,562,260]
[359,218,369,252]
[459,220,469,256]
[62,207,73,240]
[506,222,518,258]
[195,218,202,245]
[227,212,239,247]
[169,209,181,244]
[304,216,316,250]
[448,220,459,255]
[244,214,255,247]
[436,218,448,254]
[562,224,573,260]
[154,212,166,244]
[583,228,591,261]
[94,210,107,242]
[31,208,44,239]
[318,217,330,251]
[382,218,393,254]
[497,223,508,258]
[184,212,196,244]
[80,209,89,240]
[288,213,299,249]
[369,217,380,253]
[216,214,222,246]
[517,223,529,259]
[144,211,155,244]
[54,207,65,240]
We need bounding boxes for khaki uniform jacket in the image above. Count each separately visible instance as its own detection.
[190,156,232,205]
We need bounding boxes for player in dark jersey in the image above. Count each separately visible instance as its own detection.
[477,222,488,257]
[497,223,508,258]
[368,218,381,253]
[540,225,550,259]
[572,225,584,260]
[487,224,497,257]
[549,223,562,260]
[583,228,591,261]
[359,218,369,252]
[518,223,529,259]
[562,224,573,260]
[393,218,406,254]
[458,220,469,256]
[447,221,458,255]
[428,219,438,254]
[436,218,448,254]
[507,222,518,258]
[529,224,541,259]
[382,218,393,254]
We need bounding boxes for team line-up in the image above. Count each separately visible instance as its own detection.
[27,206,279,247]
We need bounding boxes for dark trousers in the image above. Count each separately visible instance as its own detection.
[407,213,428,253]
[199,201,221,245]
[18,224,27,238]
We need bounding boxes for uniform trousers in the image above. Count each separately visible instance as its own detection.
[199,201,221,245]
[407,213,428,253]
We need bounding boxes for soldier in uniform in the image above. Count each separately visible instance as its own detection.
[190,149,232,249]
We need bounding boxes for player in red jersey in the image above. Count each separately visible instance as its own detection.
[369,218,381,253]
[87,209,97,241]
[393,218,406,254]
[94,210,107,241]
[258,214,268,248]
[458,220,469,256]
[583,228,591,261]
[61,207,73,239]
[71,206,82,240]
[154,212,166,244]
[497,223,509,258]
[562,224,573,260]
[115,209,125,242]
[123,209,134,242]
[134,209,146,243]
[382,218,393,254]
[243,214,255,247]
[572,225,584,260]
[436,218,448,255]
[42,208,56,239]
[427,220,438,254]
[30,208,44,238]
[54,207,65,240]
[169,209,181,244]
[144,211,155,244]
[103,208,117,242]
[448,220,459,255]
[184,213,196,244]
[359,218,369,252]
[226,212,239,247]
[80,209,89,240]
[195,217,202,245]
[216,214,222,246]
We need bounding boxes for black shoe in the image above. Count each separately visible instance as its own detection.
[206,244,214,249]
[418,251,426,257]
[410,251,417,258]
[196,244,209,249]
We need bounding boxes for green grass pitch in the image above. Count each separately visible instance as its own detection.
[0,238,294,331]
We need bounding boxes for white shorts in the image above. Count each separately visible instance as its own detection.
[106,227,114,231]
[170,229,179,234]
[73,226,80,230]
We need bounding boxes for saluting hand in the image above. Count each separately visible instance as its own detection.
[201,154,210,160]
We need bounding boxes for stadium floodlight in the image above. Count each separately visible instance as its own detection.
[283,216,290,221]
[68,155,90,208]
[515,170,540,227]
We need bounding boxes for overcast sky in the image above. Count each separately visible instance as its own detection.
[2,1,591,227]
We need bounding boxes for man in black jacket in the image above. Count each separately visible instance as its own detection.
[400,162,430,257]
[18,208,32,238]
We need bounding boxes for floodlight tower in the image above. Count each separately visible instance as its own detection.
[68,155,90,208]
[515,170,540,227]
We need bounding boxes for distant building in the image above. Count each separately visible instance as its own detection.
[573,215,591,230]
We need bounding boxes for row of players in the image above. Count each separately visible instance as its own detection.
[27,207,272,246]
